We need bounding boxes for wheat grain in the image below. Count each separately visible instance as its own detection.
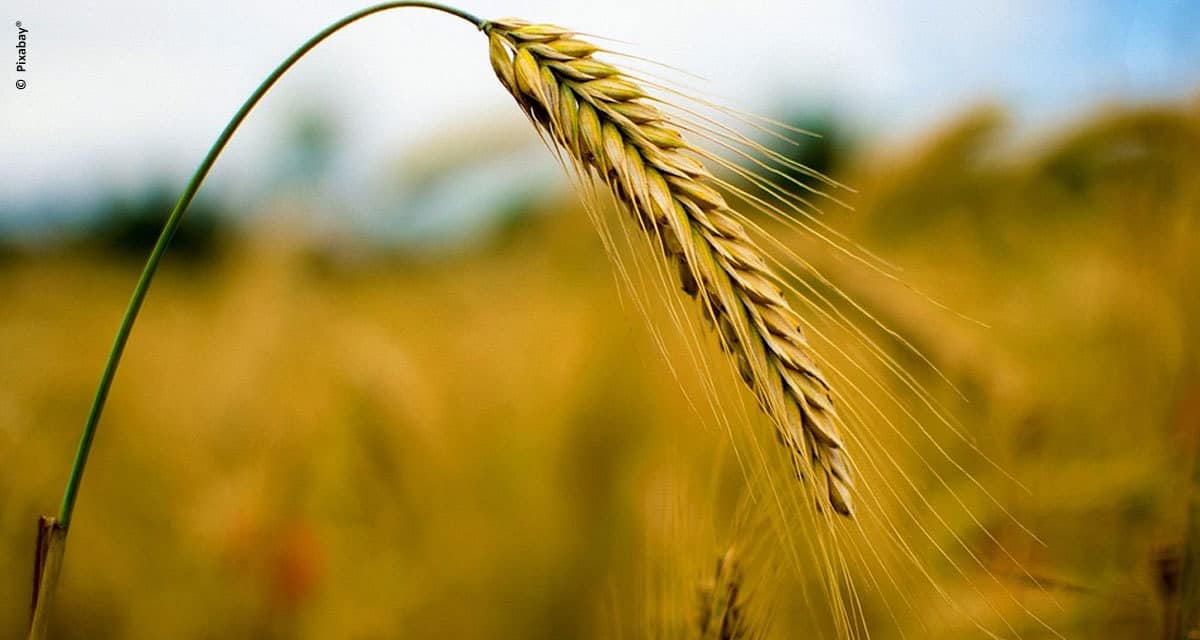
[485,18,853,516]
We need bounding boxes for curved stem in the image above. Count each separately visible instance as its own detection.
[57,2,484,528]
[28,10,486,637]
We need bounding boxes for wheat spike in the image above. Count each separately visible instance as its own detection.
[697,548,753,640]
[485,18,853,516]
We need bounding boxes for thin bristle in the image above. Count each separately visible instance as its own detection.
[486,19,853,517]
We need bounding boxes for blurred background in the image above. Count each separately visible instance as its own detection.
[2,0,1199,637]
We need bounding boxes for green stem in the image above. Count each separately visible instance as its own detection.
[34,2,484,635]
[58,0,483,528]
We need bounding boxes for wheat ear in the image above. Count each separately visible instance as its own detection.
[485,18,853,516]
[697,548,752,640]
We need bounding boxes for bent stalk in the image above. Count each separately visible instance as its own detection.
[28,5,483,637]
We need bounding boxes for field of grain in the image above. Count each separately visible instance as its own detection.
[2,101,1199,638]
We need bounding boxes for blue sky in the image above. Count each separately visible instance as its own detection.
[0,0,1197,223]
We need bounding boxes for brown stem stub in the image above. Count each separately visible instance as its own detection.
[29,516,67,640]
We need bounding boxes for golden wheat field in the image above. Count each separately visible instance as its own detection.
[5,3,1200,637]
[2,97,1198,638]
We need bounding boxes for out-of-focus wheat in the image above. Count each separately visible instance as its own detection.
[485,18,853,515]
[697,548,754,640]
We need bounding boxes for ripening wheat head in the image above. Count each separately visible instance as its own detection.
[484,18,853,516]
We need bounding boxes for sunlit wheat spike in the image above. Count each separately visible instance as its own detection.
[486,18,853,516]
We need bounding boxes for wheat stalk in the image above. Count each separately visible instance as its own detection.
[485,18,853,516]
[31,7,859,637]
